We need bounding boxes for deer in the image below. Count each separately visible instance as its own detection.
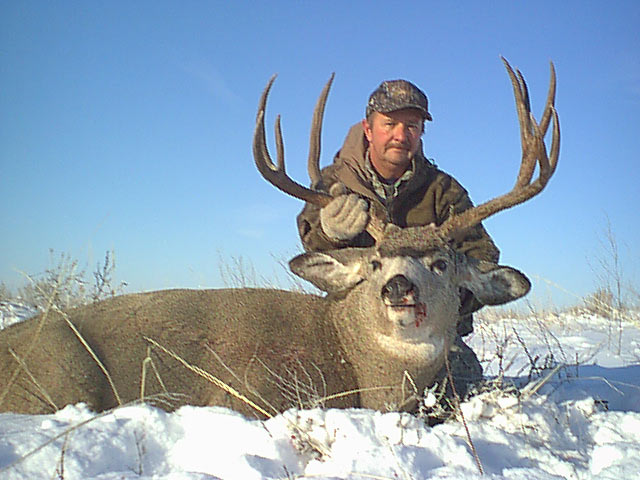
[0,58,559,419]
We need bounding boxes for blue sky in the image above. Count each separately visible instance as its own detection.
[1,1,639,307]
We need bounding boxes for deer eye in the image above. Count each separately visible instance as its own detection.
[371,260,382,271]
[430,259,448,275]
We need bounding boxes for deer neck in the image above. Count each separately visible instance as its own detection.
[329,301,454,412]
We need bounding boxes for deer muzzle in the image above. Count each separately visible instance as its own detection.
[382,275,417,306]
[382,275,428,329]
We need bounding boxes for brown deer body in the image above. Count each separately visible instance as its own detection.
[0,246,529,417]
[0,58,558,417]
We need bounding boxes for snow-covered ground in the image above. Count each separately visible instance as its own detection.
[1,304,639,479]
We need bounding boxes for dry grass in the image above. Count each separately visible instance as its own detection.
[217,250,318,294]
[8,249,126,314]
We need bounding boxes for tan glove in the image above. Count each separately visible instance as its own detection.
[320,183,369,241]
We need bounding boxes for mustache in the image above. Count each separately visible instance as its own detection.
[386,141,411,150]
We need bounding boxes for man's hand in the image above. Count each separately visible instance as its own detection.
[320,183,369,241]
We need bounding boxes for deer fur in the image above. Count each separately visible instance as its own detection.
[0,241,530,418]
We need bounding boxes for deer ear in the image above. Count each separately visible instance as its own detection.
[290,252,364,293]
[462,263,531,306]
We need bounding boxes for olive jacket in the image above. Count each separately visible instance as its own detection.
[297,122,500,260]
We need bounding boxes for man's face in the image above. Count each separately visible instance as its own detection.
[362,109,424,180]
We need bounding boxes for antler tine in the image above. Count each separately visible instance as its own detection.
[275,114,285,172]
[253,75,332,207]
[526,61,559,185]
[254,74,278,175]
[514,60,558,188]
[435,58,560,239]
[533,104,560,184]
[539,61,557,133]
[502,57,537,189]
[308,73,335,189]
[548,105,560,174]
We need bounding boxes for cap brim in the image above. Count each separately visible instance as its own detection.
[378,104,432,121]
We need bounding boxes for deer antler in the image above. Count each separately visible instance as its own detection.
[253,74,386,242]
[253,74,334,207]
[437,57,560,238]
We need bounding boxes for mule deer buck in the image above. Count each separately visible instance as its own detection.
[0,58,558,419]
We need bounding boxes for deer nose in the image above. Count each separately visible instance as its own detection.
[381,275,416,303]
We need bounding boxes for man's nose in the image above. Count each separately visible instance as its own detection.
[392,124,409,141]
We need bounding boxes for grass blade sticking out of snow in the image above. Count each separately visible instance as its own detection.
[519,363,563,401]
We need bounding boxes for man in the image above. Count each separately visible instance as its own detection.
[297,79,500,336]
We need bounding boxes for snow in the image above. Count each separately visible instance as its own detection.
[0,301,37,329]
[1,305,639,479]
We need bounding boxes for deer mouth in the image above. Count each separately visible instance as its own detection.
[384,296,417,310]
[386,303,428,327]
[381,275,428,328]
[384,296,428,329]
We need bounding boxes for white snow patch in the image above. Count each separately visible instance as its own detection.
[1,311,639,479]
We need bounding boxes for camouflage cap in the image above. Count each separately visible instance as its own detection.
[366,79,432,121]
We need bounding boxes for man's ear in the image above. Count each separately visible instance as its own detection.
[290,252,364,294]
[362,118,373,142]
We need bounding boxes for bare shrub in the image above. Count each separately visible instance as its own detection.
[594,216,625,313]
[586,215,637,352]
[17,250,88,311]
[15,249,126,312]
[218,253,261,288]
[91,250,127,303]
